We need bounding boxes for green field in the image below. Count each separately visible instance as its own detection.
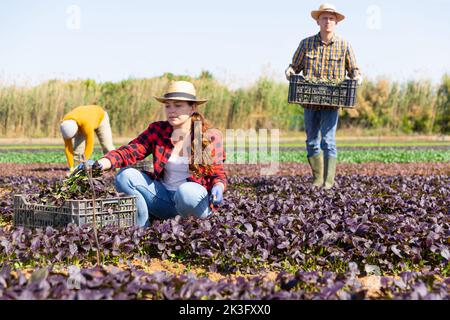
[1,149,449,164]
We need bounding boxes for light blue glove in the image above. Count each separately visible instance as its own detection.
[76,159,103,171]
[76,159,95,171]
[210,184,224,207]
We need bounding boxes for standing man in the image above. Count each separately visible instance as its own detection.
[285,3,361,189]
[60,105,115,172]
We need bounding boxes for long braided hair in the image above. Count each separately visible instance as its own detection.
[188,105,214,177]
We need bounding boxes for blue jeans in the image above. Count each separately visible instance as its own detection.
[114,168,213,227]
[303,108,339,158]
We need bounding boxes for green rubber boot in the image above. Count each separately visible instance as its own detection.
[323,156,337,190]
[307,154,324,187]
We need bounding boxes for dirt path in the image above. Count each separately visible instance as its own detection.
[0,135,448,145]
[7,257,390,298]
[0,162,448,179]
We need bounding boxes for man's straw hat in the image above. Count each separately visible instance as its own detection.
[311,3,345,22]
[154,81,208,105]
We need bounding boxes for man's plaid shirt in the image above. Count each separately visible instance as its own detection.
[104,121,227,192]
[290,32,360,81]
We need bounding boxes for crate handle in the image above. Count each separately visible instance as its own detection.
[100,199,120,206]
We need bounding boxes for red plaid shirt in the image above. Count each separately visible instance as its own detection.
[104,121,227,192]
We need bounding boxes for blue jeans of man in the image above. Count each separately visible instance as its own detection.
[303,108,339,158]
[114,168,212,227]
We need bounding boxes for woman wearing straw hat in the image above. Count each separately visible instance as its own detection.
[285,3,361,189]
[87,81,227,227]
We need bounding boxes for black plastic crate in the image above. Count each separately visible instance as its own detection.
[13,194,137,228]
[288,75,357,108]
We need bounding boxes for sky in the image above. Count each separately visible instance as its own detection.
[0,0,449,88]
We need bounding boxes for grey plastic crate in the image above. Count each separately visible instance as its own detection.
[13,194,137,228]
[288,75,358,108]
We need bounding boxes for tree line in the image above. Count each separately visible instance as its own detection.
[0,71,448,138]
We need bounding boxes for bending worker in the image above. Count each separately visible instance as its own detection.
[60,105,115,171]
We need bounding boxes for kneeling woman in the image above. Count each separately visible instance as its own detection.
[94,81,227,227]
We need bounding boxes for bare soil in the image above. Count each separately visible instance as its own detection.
[0,162,448,179]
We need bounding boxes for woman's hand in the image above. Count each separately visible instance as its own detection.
[75,159,99,171]
[96,158,112,171]
[76,158,112,172]
[210,183,224,206]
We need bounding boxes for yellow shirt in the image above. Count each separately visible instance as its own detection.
[62,105,105,168]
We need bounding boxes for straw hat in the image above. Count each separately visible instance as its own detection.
[154,81,208,105]
[311,3,345,22]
